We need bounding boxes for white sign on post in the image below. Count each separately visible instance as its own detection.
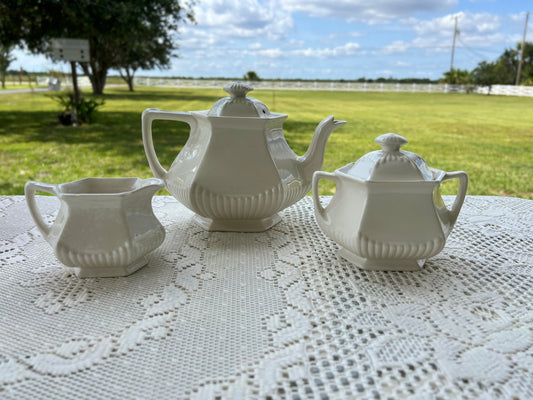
[51,38,90,62]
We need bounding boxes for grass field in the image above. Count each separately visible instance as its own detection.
[0,86,532,199]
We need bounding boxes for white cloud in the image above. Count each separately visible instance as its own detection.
[281,0,458,23]
[291,42,361,59]
[257,48,283,58]
[188,0,293,44]
[413,11,501,37]
[382,40,411,55]
[380,11,516,57]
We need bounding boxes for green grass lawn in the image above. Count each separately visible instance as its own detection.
[1,86,532,199]
[1,83,48,90]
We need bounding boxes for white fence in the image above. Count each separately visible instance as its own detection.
[31,76,533,97]
[35,76,92,88]
[475,84,533,97]
[133,77,533,97]
[133,77,472,93]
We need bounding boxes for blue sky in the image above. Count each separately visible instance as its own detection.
[12,0,532,80]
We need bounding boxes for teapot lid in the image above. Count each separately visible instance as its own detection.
[208,82,271,118]
[341,133,434,181]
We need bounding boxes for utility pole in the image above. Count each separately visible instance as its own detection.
[515,11,530,85]
[450,16,459,73]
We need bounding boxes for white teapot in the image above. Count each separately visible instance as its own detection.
[142,81,345,232]
[312,133,468,271]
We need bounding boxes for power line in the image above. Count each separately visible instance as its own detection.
[457,36,497,61]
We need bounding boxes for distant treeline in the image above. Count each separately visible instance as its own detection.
[6,70,439,85]
[134,76,439,84]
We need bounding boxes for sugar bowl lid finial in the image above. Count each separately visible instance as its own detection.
[375,133,408,153]
[341,133,434,181]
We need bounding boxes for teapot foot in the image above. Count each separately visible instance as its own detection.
[338,247,425,271]
[71,256,149,278]
[194,214,282,232]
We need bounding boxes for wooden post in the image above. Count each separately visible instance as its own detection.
[70,61,80,124]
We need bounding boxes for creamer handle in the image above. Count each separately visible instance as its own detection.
[312,171,339,224]
[141,108,197,180]
[24,181,58,240]
[442,171,468,224]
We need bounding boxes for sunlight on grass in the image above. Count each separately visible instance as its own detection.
[0,86,532,198]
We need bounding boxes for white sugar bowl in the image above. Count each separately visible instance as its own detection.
[312,133,468,271]
[25,177,166,278]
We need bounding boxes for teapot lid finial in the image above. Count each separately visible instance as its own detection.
[208,81,271,118]
[224,81,253,98]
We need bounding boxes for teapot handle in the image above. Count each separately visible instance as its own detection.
[142,108,197,180]
[24,181,58,240]
[442,171,468,224]
[312,171,339,225]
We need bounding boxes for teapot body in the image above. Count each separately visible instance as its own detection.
[169,113,307,230]
[313,167,467,271]
[25,178,165,277]
[143,110,327,232]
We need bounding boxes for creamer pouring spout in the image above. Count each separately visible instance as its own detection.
[142,81,345,232]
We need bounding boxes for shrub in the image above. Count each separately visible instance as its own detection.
[49,93,105,125]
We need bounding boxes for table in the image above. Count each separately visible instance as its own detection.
[1,195,532,399]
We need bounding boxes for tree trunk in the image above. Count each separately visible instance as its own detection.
[119,67,135,92]
[81,61,108,95]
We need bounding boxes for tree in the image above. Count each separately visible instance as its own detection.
[243,71,261,81]
[470,42,533,92]
[0,0,195,95]
[0,45,15,89]
[116,17,180,92]
[440,68,471,84]
[471,61,501,94]
[493,48,518,85]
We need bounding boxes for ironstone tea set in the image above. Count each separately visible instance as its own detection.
[25,82,468,277]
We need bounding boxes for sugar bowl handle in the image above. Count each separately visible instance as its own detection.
[25,181,58,240]
[442,171,468,224]
[142,108,197,180]
[312,171,340,225]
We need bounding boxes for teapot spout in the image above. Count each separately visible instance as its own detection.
[300,116,346,183]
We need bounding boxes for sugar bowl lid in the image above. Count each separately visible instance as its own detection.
[341,133,434,181]
[208,81,271,118]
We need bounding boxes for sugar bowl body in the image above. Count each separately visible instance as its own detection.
[313,133,468,271]
[25,177,166,277]
[142,81,345,232]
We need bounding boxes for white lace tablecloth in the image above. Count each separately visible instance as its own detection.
[1,195,532,399]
